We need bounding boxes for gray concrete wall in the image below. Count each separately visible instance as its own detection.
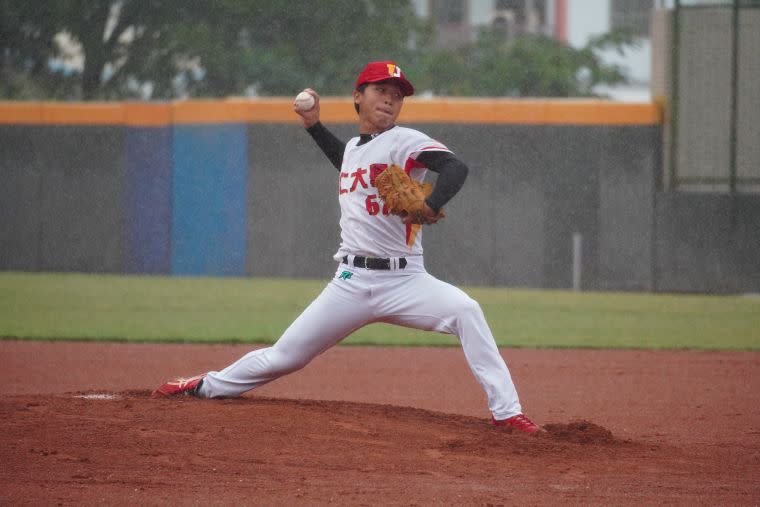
[0,126,124,273]
[654,193,760,294]
[597,127,660,291]
[0,126,46,271]
[3,120,759,294]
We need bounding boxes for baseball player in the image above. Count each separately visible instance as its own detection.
[154,61,541,433]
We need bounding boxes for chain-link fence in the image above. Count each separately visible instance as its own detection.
[667,1,760,192]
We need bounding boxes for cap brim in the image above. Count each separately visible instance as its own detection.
[362,76,414,97]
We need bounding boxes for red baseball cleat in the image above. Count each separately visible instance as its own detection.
[492,413,543,434]
[152,373,206,398]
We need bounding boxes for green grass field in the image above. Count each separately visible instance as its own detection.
[1,272,758,350]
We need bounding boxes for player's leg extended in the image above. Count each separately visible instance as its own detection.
[200,274,372,398]
[375,272,522,420]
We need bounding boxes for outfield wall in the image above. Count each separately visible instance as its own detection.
[1,99,758,294]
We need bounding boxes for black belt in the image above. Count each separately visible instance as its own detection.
[342,255,406,270]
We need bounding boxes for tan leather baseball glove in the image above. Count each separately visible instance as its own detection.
[375,165,445,224]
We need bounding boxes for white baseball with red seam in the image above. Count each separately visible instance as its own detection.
[294,91,315,111]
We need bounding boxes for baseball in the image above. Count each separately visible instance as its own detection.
[294,91,315,112]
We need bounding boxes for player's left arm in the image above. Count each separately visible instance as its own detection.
[416,151,469,213]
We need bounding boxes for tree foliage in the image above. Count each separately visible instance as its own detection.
[0,0,428,99]
[413,28,635,97]
[1,0,200,99]
[0,0,633,100]
[182,0,429,97]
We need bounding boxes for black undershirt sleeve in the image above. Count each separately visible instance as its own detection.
[306,122,345,171]
[416,151,469,212]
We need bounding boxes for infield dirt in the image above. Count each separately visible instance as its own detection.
[1,341,758,505]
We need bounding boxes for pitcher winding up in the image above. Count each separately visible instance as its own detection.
[153,61,542,434]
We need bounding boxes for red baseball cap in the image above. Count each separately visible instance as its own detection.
[355,61,414,97]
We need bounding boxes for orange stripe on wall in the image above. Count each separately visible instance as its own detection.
[172,100,249,124]
[124,102,172,126]
[0,99,663,126]
[244,98,663,125]
[400,99,662,125]
[0,103,44,124]
[41,102,124,125]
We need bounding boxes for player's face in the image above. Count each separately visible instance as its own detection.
[355,82,404,133]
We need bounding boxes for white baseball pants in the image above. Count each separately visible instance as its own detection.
[200,256,523,419]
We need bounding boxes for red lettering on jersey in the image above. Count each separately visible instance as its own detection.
[350,168,368,192]
[339,172,349,194]
[369,163,388,186]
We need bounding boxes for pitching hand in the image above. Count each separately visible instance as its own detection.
[294,88,320,128]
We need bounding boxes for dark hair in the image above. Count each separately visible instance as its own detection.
[354,83,368,114]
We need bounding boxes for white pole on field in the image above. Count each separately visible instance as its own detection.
[572,232,582,292]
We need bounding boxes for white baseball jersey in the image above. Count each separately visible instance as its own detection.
[334,126,451,260]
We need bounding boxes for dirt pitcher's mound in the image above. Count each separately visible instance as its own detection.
[544,420,618,444]
[0,391,736,506]
[2,342,759,504]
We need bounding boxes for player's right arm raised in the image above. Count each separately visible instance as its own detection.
[295,88,346,171]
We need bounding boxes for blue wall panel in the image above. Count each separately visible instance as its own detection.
[171,124,247,276]
[124,127,173,274]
